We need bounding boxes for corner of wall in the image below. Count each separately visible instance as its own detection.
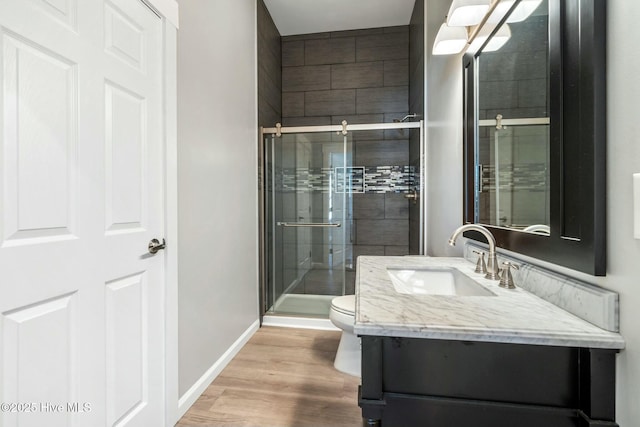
[424,0,464,257]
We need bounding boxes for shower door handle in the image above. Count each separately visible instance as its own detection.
[405,189,419,205]
[276,222,341,228]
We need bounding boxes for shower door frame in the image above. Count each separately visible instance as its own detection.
[258,121,425,321]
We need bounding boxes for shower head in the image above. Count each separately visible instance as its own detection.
[394,113,419,123]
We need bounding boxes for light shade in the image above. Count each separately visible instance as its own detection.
[507,0,543,22]
[447,0,491,27]
[469,24,512,52]
[432,23,468,55]
[489,0,544,24]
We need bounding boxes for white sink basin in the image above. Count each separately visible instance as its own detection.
[386,267,496,296]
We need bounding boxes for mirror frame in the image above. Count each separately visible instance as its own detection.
[463,0,606,275]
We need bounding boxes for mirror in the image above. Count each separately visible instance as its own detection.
[477,1,549,233]
[463,0,606,275]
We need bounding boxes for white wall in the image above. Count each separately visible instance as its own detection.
[424,0,640,423]
[176,0,259,404]
[595,1,640,422]
[424,1,464,257]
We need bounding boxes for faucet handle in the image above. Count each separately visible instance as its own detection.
[499,261,520,289]
[472,251,487,274]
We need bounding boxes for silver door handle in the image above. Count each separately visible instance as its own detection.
[148,238,166,254]
[276,222,341,228]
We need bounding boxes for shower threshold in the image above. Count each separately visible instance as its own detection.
[262,294,340,330]
[271,293,334,317]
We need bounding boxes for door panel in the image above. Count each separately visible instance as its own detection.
[2,294,77,427]
[1,31,78,245]
[105,81,146,233]
[104,1,145,72]
[35,0,79,31]
[105,273,147,426]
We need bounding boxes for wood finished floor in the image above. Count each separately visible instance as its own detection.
[176,326,362,427]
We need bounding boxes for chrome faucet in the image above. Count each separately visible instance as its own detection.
[448,224,500,280]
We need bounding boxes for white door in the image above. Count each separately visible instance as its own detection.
[0,0,165,426]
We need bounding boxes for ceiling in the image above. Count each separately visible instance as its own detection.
[263,0,418,36]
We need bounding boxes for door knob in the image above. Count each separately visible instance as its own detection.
[148,238,166,254]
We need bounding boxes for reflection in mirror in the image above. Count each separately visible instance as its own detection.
[476,0,549,234]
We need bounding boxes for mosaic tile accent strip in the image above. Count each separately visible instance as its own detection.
[277,165,416,194]
[481,163,548,192]
[336,167,365,193]
[364,166,415,193]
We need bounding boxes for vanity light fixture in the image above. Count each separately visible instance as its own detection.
[433,0,514,56]
[469,23,511,52]
[446,0,491,27]
[433,23,468,55]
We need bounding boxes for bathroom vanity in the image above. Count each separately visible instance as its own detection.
[355,256,624,427]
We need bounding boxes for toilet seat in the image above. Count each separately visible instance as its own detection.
[330,295,355,316]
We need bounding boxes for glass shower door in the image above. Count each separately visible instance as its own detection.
[265,131,353,317]
[478,124,550,229]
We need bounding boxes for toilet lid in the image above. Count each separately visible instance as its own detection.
[331,295,355,315]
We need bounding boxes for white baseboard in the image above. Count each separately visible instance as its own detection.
[176,319,260,419]
[262,315,339,331]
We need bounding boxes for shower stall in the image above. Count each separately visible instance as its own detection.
[259,121,424,322]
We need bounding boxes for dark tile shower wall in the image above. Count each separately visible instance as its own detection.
[408,0,424,254]
[281,27,409,127]
[258,0,282,127]
[281,26,411,258]
[478,15,548,121]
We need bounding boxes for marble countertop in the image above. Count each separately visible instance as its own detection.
[354,256,625,349]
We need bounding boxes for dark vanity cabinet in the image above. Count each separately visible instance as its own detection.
[359,336,618,426]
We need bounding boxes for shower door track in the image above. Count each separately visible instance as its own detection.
[262,121,422,134]
[478,117,550,127]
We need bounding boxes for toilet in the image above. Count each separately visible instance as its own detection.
[329,295,360,377]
